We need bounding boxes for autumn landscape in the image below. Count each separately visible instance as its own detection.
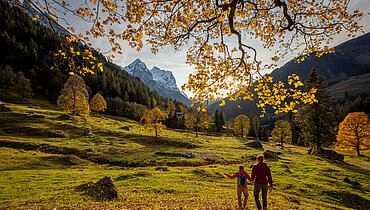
[1,0,369,209]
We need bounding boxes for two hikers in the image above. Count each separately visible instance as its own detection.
[225,155,273,210]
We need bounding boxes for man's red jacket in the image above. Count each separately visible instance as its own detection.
[251,162,273,187]
[225,170,252,187]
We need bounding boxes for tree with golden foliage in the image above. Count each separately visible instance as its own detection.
[15,71,33,103]
[271,120,292,148]
[0,65,16,93]
[166,100,176,114]
[336,112,370,156]
[57,75,90,115]
[185,109,210,137]
[141,108,168,138]
[13,0,363,114]
[234,115,250,139]
[90,93,107,112]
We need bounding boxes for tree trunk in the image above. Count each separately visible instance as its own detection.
[155,129,158,139]
[195,125,198,137]
[241,125,243,139]
[280,136,284,148]
[356,145,361,156]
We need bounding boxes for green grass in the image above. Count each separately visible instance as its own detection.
[0,99,369,209]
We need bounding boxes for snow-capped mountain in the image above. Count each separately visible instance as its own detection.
[150,66,183,93]
[121,59,192,106]
[122,59,153,82]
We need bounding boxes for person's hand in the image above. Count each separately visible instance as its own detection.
[269,187,273,193]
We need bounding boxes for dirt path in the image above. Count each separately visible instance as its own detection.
[234,138,299,155]
[262,145,299,155]
[345,162,370,169]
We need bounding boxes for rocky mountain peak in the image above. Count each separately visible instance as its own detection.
[121,59,191,106]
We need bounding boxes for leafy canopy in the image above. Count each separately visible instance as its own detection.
[57,75,90,115]
[234,115,250,138]
[141,108,168,137]
[271,120,292,146]
[336,112,369,156]
[90,93,107,112]
[18,0,363,114]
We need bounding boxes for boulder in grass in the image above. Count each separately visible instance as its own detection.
[246,140,263,148]
[318,149,344,162]
[182,152,196,158]
[155,166,170,171]
[76,176,118,201]
[51,130,65,138]
[28,104,34,108]
[263,150,280,159]
[122,126,132,131]
[343,177,361,186]
[84,129,93,136]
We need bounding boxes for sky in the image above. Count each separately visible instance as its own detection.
[59,0,370,97]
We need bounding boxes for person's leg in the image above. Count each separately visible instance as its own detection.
[254,183,262,210]
[261,184,268,210]
[237,186,242,209]
[242,186,248,208]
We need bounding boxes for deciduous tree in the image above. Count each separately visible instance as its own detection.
[336,112,369,156]
[15,71,33,103]
[57,74,90,115]
[166,100,176,115]
[90,93,107,112]
[141,108,168,138]
[0,65,16,93]
[271,120,292,148]
[185,109,210,137]
[234,115,250,139]
[12,0,363,113]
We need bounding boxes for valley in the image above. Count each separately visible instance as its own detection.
[0,100,368,209]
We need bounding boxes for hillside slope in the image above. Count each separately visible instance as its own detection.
[269,32,370,86]
[0,99,369,209]
[209,33,370,119]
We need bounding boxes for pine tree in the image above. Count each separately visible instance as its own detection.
[90,93,107,112]
[57,74,90,115]
[214,109,220,132]
[261,127,269,142]
[15,71,33,103]
[219,110,226,128]
[294,69,335,154]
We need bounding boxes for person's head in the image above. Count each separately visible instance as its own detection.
[257,155,264,162]
[239,165,244,170]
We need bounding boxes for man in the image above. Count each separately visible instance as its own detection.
[251,155,273,210]
[224,166,252,209]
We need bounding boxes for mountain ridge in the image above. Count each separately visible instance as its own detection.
[208,32,370,119]
[121,59,192,106]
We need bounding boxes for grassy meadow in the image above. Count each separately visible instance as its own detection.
[0,99,369,209]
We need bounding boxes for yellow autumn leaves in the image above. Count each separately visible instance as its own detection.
[54,37,103,75]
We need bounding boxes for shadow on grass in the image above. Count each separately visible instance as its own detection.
[321,190,370,209]
[323,158,370,176]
